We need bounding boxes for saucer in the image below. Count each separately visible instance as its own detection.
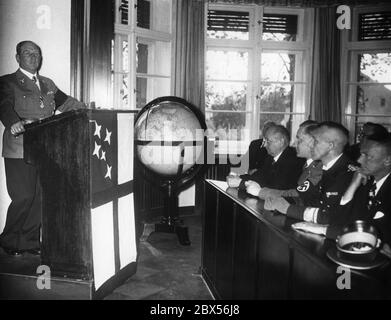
[327,246,389,270]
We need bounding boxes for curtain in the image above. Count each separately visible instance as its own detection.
[310,7,341,122]
[71,0,113,108]
[208,0,387,7]
[174,0,205,112]
[173,0,206,217]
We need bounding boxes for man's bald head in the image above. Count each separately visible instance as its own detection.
[16,41,41,56]
[265,125,290,144]
[311,122,349,161]
[261,121,276,137]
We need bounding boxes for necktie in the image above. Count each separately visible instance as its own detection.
[32,76,44,108]
[367,179,377,210]
[32,76,40,90]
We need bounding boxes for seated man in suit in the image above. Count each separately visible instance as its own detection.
[247,121,276,175]
[264,122,354,225]
[229,121,276,176]
[246,120,322,202]
[227,125,305,192]
[293,135,391,250]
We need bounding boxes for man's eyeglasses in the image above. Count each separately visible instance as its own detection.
[263,138,278,145]
[21,51,41,58]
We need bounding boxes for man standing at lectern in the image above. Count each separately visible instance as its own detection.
[0,41,85,256]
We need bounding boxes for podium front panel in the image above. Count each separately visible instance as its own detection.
[23,109,138,296]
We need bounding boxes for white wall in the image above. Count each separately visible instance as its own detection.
[0,0,71,233]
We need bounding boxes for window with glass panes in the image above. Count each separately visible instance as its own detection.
[114,0,173,110]
[342,6,391,142]
[205,5,313,153]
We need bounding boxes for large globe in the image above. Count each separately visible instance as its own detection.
[134,97,206,179]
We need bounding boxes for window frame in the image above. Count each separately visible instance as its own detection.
[205,3,314,154]
[113,0,175,110]
[341,5,391,143]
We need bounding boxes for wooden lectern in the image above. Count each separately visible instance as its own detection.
[13,109,138,299]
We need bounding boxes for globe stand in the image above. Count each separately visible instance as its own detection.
[140,180,191,246]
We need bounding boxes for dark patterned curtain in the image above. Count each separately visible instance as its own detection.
[174,0,205,112]
[174,0,206,217]
[310,6,341,122]
[208,0,388,7]
[71,0,114,107]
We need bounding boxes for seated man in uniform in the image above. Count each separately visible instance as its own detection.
[227,125,305,192]
[246,120,322,202]
[264,122,354,225]
[292,135,391,252]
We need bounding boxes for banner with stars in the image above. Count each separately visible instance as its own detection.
[91,113,116,198]
[89,111,137,290]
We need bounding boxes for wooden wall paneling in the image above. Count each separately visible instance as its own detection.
[256,223,290,299]
[292,248,389,299]
[25,112,92,279]
[215,193,236,299]
[134,160,165,222]
[202,182,219,298]
[290,249,338,299]
[232,206,259,299]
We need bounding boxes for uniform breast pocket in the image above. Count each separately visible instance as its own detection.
[325,192,340,205]
[42,93,56,109]
[15,93,39,114]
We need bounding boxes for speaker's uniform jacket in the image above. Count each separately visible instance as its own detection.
[0,69,84,158]
[0,69,84,251]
